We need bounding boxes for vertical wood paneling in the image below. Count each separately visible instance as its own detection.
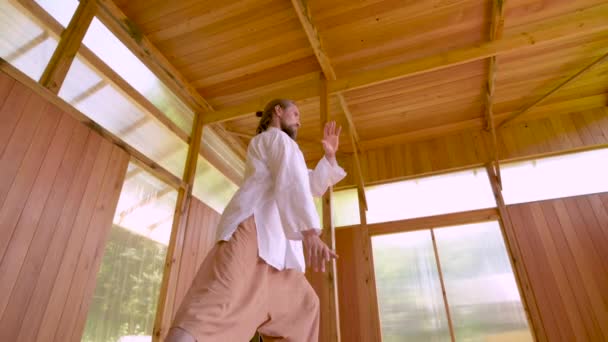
[507,193,608,341]
[0,105,62,277]
[0,80,30,156]
[3,124,91,342]
[169,198,222,319]
[0,113,77,330]
[0,90,46,205]
[335,227,380,342]
[17,132,102,342]
[338,107,608,187]
[69,148,131,342]
[0,70,129,342]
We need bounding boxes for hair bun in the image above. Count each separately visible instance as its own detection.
[255,111,263,117]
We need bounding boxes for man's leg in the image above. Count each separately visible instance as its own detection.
[169,216,267,341]
[258,271,320,342]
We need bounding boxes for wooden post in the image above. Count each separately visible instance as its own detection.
[484,0,505,188]
[39,0,96,93]
[310,75,341,342]
[152,111,204,341]
[431,229,457,342]
[356,179,382,341]
[486,164,541,341]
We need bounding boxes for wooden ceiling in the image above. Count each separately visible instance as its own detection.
[112,0,608,165]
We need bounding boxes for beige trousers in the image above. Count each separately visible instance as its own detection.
[171,216,320,342]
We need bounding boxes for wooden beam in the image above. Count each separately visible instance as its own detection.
[350,131,368,211]
[484,0,506,188]
[0,58,185,190]
[368,208,500,236]
[94,0,248,160]
[19,0,246,179]
[355,182,382,342]
[205,3,608,124]
[497,51,608,128]
[485,164,540,341]
[431,229,456,342]
[39,0,96,93]
[356,93,608,152]
[153,102,205,341]
[327,3,608,93]
[289,0,361,144]
[94,0,212,113]
[77,47,191,142]
[318,73,341,342]
[287,0,371,210]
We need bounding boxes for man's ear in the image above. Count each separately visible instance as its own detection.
[274,104,283,118]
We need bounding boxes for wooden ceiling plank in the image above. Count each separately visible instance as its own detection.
[498,51,608,128]
[205,3,608,124]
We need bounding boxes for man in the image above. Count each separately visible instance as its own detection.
[166,98,346,342]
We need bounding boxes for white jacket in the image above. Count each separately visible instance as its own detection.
[216,127,346,272]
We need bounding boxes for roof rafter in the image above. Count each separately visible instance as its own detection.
[484,0,506,188]
[203,3,608,124]
[290,0,367,211]
[498,51,608,128]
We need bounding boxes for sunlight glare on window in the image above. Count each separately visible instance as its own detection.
[0,1,58,81]
[502,148,608,204]
[82,18,194,133]
[366,168,495,224]
[34,0,78,27]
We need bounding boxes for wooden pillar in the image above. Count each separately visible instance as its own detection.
[152,111,204,341]
[305,74,341,342]
[486,164,541,341]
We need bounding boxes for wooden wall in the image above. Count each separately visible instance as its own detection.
[507,193,608,341]
[335,227,381,342]
[171,198,221,318]
[156,197,221,339]
[335,191,608,342]
[0,71,130,341]
[338,106,608,187]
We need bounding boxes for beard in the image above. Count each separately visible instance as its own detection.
[280,121,298,140]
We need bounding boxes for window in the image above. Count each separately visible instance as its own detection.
[192,156,239,214]
[332,188,360,227]
[366,168,495,224]
[82,162,178,342]
[434,222,532,341]
[372,230,451,341]
[82,18,194,134]
[58,53,188,178]
[502,148,608,204]
[0,1,58,81]
[372,222,532,342]
[34,0,78,27]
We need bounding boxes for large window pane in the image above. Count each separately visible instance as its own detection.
[0,1,58,81]
[34,0,78,27]
[434,222,532,341]
[502,148,608,204]
[82,162,178,342]
[372,231,451,341]
[366,168,495,224]
[332,189,360,227]
[59,54,187,178]
[82,18,194,134]
[192,156,239,214]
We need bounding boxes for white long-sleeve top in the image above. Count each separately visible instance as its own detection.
[215,127,346,272]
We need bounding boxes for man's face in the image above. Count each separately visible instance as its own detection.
[277,103,301,140]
